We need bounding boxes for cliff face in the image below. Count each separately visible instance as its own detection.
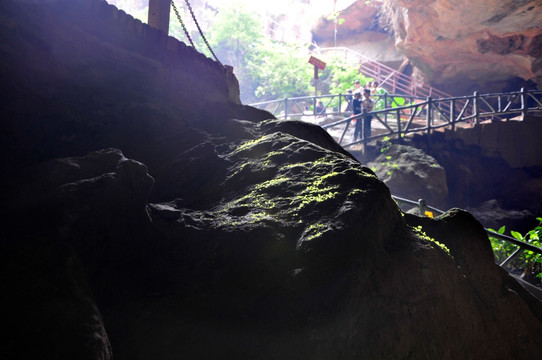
[385,0,542,93]
[2,1,542,359]
[312,1,403,64]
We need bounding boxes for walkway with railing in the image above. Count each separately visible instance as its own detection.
[312,46,451,99]
[250,88,542,150]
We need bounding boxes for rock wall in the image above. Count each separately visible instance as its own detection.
[0,0,244,174]
[404,117,542,217]
[312,1,403,65]
[450,116,542,169]
[384,0,542,94]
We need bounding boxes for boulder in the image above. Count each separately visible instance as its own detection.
[468,199,535,234]
[367,144,449,208]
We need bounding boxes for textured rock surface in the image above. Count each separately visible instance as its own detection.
[2,1,542,359]
[405,125,542,222]
[384,0,542,93]
[468,199,534,233]
[312,1,403,64]
[368,144,448,208]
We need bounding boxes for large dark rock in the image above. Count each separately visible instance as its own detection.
[405,130,542,227]
[368,144,448,208]
[2,1,542,359]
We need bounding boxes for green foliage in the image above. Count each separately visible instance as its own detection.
[488,218,542,280]
[327,57,371,95]
[167,2,379,103]
[206,2,264,65]
[412,225,451,255]
[249,41,314,100]
[380,136,392,153]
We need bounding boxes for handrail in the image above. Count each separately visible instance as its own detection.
[392,195,542,266]
[250,88,542,150]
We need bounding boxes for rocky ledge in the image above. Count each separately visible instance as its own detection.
[3,117,542,359]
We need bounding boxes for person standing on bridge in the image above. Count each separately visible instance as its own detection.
[361,88,374,140]
[352,91,363,141]
[353,79,362,93]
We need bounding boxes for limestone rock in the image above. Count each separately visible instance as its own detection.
[1,148,155,360]
[468,199,535,234]
[368,144,448,208]
[312,1,403,64]
[384,0,542,93]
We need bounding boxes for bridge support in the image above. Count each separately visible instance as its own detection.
[148,0,172,34]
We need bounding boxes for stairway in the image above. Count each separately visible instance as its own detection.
[311,47,452,99]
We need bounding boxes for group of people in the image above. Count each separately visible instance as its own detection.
[350,79,375,142]
[306,79,380,142]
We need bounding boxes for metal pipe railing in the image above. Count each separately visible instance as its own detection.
[251,89,542,149]
[392,195,542,264]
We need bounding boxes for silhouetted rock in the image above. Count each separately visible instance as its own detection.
[468,199,535,233]
[368,144,448,208]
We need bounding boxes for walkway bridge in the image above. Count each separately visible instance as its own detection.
[250,88,542,150]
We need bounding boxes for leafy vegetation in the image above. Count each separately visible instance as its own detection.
[169,2,369,103]
[488,218,542,282]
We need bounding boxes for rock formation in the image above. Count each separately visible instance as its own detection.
[404,119,542,230]
[312,1,403,65]
[368,144,449,209]
[2,1,542,359]
[383,0,542,94]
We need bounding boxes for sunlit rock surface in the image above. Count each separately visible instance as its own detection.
[2,1,542,359]
[312,1,403,64]
[384,0,542,93]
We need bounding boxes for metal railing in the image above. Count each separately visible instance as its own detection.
[392,195,542,268]
[310,47,501,121]
[251,89,542,150]
[250,92,424,120]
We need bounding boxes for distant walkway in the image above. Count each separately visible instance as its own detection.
[250,88,542,150]
[312,46,450,99]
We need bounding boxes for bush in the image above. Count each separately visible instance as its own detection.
[489,218,542,283]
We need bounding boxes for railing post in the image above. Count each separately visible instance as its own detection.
[520,87,527,118]
[384,93,388,125]
[426,96,433,135]
[362,118,368,148]
[450,98,456,133]
[473,91,479,125]
[284,98,288,119]
[396,109,402,142]
[339,93,343,116]
[418,199,427,214]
